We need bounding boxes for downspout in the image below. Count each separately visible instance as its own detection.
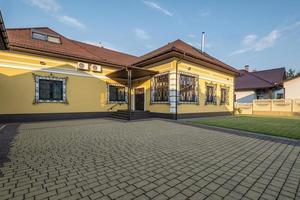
[175,53,186,120]
[126,66,132,121]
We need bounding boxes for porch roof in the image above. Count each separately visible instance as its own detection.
[106,66,158,85]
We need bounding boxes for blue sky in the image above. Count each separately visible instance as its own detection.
[1,0,300,71]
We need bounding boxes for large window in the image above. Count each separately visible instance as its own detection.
[152,73,169,102]
[34,76,67,103]
[108,85,126,102]
[179,74,198,103]
[206,84,216,105]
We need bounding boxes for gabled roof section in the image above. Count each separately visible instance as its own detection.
[132,39,239,75]
[0,11,9,50]
[7,27,137,67]
[236,68,285,90]
[71,40,137,66]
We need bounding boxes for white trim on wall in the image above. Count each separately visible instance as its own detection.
[0,63,108,79]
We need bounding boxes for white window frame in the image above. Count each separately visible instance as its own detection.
[34,75,67,104]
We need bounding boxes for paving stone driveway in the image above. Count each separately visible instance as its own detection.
[0,119,300,200]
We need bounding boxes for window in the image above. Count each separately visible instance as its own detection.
[179,74,198,103]
[108,85,126,102]
[32,31,61,44]
[276,93,284,99]
[32,32,47,41]
[152,73,169,102]
[206,85,216,104]
[34,76,67,103]
[48,36,61,44]
[39,79,63,101]
[220,88,227,104]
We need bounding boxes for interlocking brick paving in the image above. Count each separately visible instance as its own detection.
[0,119,299,200]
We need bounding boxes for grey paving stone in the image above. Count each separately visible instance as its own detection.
[0,119,299,200]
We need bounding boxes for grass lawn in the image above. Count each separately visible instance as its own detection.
[189,115,300,140]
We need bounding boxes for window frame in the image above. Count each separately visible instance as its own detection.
[32,31,61,44]
[178,72,199,104]
[107,83,128,104]
[151,72,170,104]
[34,75,67,104]
[205,82,217,105]
[220,86,230,105]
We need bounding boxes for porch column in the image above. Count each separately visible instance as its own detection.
[127,68,132,120]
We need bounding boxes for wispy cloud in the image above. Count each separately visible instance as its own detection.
[57,15,86,30]
[26,0,61,12]
[187,34,196,38]
[200,9,211,17]
[231,21,300,56]
[143,1,173,16]
[25,0,86,30]
[134,28,150,40]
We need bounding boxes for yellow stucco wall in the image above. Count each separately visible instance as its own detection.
[0,51,127,114]
[0,51,235,115]
[177,60,234,113]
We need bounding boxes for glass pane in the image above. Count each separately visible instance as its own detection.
[39,79,63,101]
[48,36,61,43]
[32,32,47,41]
[154,74,169,102]
[179,74,196,102]
[109,85,125,101]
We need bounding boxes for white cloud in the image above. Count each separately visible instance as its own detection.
[231,21,300,56]
[57,15,86,30]
[200,10,210,17]
[143,1,173,16]
[242,34,258,45]
[26,0,61,12]
[134,28,150,40]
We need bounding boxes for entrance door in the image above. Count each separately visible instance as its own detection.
[135,88,144,111]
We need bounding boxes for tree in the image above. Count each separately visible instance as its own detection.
[286,68,296,79]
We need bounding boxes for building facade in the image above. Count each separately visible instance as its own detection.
[0,24,238,122]
[235,67,285,103]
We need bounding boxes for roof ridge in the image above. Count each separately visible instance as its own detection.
[247,71,274,85]
[71,39,137,58]
[7,27,50,30]
[252,67,285,73]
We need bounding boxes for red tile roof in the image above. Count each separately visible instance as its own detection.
[132,39,239,74]
[7,27,137,67]
[7,27,238,74]
[236,68,285,90]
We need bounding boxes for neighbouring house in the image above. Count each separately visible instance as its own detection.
[235,66,286,103]
[0,14,239,122]
[284,75,300,99]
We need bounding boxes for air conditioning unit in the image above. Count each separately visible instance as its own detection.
[91,64,102,73]
[77,62,89,70]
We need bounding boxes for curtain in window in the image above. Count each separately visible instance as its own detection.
[179,74,197,102]
[205,83,217,105]
[152,74,169,102]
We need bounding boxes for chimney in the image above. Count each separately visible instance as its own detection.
[244,65,250,71]
[201,32,205,52]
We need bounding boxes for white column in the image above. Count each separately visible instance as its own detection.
[169,71,178,113]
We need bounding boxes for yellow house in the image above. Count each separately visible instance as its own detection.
[0,17,239,122]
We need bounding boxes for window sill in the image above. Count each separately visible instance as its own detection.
[150,101,169,104]
[179,101,199,104]
[34,100,67,104]
[108,101,127,104]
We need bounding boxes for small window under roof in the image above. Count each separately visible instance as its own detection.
[32,31,61,44]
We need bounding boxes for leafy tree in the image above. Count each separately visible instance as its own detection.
[286,68,296,79]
